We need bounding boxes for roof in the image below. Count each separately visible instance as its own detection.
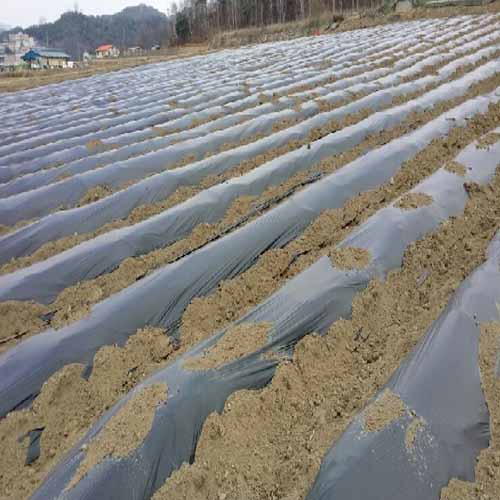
[96,44,114,52]
[22,47,70,61]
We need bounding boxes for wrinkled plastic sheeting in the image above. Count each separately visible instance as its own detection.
[2,56,498,227]
[2,18,438,127]
[0,26,441,221]
[3,33,495,250]
[0,16,472,144]
[0,16,468,123]
[1,24,496,202]
[306,232,500,500]
[30,134,500,500]
[0,18,490,185]
[0,18,470,199]
[0,87,498,307]
[0,20,418,175]
[0,17,485,183]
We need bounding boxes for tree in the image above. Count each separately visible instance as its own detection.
[175,11,191,42]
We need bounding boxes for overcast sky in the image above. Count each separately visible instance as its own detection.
[2,0,174,28]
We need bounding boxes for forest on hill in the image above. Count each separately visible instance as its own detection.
[4,5,169,59]
[3,0,382,59]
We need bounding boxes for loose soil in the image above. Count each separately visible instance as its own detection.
[66,382,168,491]
[477,131,500,149]
[329,246,372,269]
[444,160,467,176]
[362,388,407,433]
[395,192,434,210]
[405,417,426,451]
[0,327,173,499]
[12,24,495,215]
[1,13,500,500]
[152,167,500,500]
[1,71,499,500]
[183,322,271,371]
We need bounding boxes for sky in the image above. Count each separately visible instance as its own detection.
[2,0,175,28]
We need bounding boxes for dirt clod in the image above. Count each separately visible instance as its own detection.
[329,246,371,270]
[395,192,434,210]
[184,322,271,371]
[67,382,167,491]
[444,160,467,176]
[363,389,407,433]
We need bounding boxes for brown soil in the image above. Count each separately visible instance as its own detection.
[0,327,173,499]
[7,46,410,227]
[176,97,500,353]
[395,192,434,210]
[66,382,168,491]
[362,389,407,433]
[153,167,500,500]
[183,322,271,371]
[405,416,426,451]
[1,14,499,500]
[440,322,500,500]
[0,301,49,352]
[77,184,114,206]
[85,139,119,153]
[477,131,500,149]
[444,160,467,176]
[329,246,371,269]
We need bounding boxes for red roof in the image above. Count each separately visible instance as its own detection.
[96,44,113,52]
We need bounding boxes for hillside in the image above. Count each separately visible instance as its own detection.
[0,23,11,33]
[6,4,168,59]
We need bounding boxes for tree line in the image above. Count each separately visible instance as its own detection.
[172,0,385,43]
[3,0,386,60]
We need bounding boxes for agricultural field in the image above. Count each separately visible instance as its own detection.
[0,12,499,500]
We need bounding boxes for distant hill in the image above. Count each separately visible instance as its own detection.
[0,23,11,33]
[6,4,168,59]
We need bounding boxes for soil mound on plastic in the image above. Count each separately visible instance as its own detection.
[184,322,271,371]
[67,382,167,491]
[444,160,467,176]
[77,184,114,206]
[395,192,434,210]
[0,327,172,499]
[0,301,49,352]
[362,389,407,433]
[329,246,371,270]
[405,417,426,451]
[477,131,500,150]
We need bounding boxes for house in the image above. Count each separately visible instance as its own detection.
[22,47,71,69]
[95,44,120,58]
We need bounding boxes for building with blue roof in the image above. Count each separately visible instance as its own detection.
[22,47,71,69]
